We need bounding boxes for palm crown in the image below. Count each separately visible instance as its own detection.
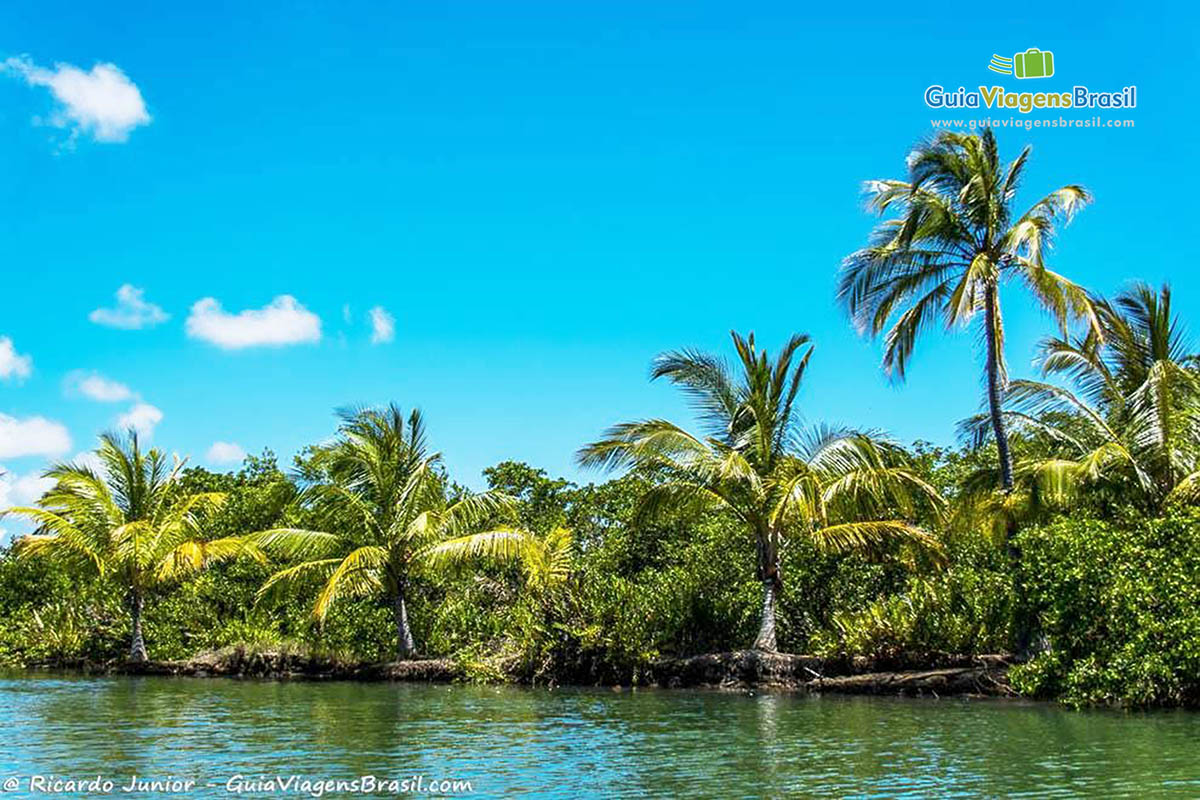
[2,432,249,661]
[838,129,1096,491]
[250,405,516,658]
[579,331,942,652]
[965,283,1200,515]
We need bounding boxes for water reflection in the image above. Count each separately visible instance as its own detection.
[2,674,1198,798]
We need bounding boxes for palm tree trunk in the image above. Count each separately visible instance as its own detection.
[984,284,1014,491]
[128,590,148,663]
[983,284,1034,654]
[1007,534,1035,659]
[393,590,416,660]
[752,531,782,653]
[751,579,779,652]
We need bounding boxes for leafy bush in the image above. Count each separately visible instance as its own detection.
[1010,513,1200,707]
[0,552,124,665]
[8,449,1200,709]
[810,536,1011,657]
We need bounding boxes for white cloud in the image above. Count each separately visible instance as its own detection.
[0,451,101,541]
[206,441,246,464]
[116,402,162,438]
[0,414,71,458]
[0,337,32,381]
[0,466,55,540]
[0,467,54,509]
[368,306,395,344]
[69,449,106,475]
[64,370,134,402]
[3,55,150,144]
[186,295,322,350]
[89,284,169,330]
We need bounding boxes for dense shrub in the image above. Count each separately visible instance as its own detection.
[810,535,1011,657]
[0,554,120,665]
[1010,513,1200,707]
[7,450,1200,708]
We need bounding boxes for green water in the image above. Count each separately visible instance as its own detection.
[2,674,1198,798]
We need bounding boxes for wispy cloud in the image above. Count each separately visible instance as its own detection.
[116,402,162,438]
[89,284,169,329]
[0,337,32,382]
[2,55,151,144]
[0,466,56,539]
[186,295,322,350]
[369,306,395,344]
[68,449,106,475]
[0,413,71,459]
[0,466,54,504]
[64,370,134,402]
[206,441,246,464]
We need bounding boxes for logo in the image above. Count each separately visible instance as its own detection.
[988,48,1055,79]
[922,44,1135,115]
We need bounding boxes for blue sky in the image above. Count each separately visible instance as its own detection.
[0,2,1196,519]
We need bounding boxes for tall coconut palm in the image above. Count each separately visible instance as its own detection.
[961,283,1200,515]
[838,129,1098,492]
[1,432,251,662]
[577,331,942,652]
[249,405,515,659]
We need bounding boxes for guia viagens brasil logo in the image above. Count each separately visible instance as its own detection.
[925,48,1136,113]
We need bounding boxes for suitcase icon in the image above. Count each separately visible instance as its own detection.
[1013,48,1054,79]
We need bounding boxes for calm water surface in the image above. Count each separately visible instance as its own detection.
[1,673,1198,798]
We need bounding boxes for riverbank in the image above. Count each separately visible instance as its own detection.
[28,647,1013,698]
[51,647,461,682]
[649,651,1013,697]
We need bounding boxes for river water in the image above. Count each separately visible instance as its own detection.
[1,673,1197,797]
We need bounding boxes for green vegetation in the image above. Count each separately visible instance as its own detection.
[0,433,258,662]
[578,331,943,652]
[2,131,1198,708]
[978,283,1200,516]
[838,128,1095,491]
[1010,513,1200,707]
[248,405,515,658]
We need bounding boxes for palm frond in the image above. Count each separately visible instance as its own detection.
[256,558,344,606]
[577,419,716,472]
[312,546,389,621]
[810,520,942,557]
[155,536,266,582]
[246,528,346,561]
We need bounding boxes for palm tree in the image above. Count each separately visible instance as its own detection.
[1,432,252,662]
[249,405,515,659]
[962,283,1200,515]
[577,331,942,652]
[838,129,1098,492]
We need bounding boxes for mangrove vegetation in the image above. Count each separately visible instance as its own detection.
[3,131,1199,708]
